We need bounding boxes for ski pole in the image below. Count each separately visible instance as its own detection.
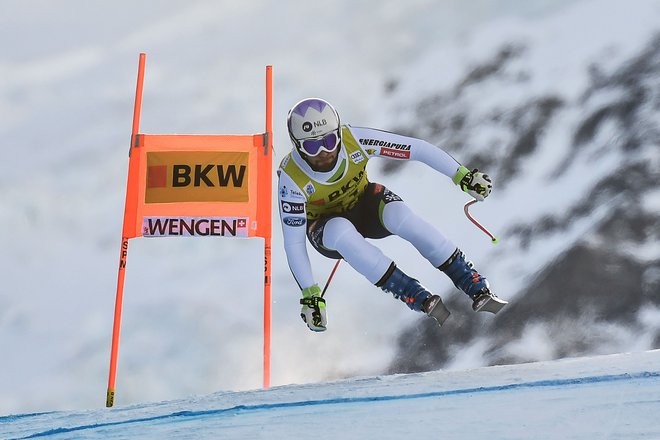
[464,199,499,244]
[321,259,342,298]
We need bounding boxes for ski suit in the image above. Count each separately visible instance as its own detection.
[277,125,463,291]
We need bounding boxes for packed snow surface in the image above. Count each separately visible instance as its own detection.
[2,350,659,439]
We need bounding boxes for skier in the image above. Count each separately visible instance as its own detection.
[278,98,507,332]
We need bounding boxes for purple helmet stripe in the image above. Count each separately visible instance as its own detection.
[292,99,328,117]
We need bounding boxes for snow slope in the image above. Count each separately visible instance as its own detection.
[2,350,659,439]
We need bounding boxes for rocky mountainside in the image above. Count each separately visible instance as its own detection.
[384,12,660,373]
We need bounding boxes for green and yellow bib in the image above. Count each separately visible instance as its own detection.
[281,126,370,220]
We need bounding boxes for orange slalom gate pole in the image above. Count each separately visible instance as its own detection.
[106,53,146,408]
[261,65,273,388]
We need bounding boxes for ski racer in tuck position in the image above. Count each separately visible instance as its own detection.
[277,98,507,332]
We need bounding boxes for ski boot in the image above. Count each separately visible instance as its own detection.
[439,248,507,314]
[377,263,451,326]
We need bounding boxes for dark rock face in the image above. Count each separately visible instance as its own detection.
[387,33,660,374]
[390,244,660,374]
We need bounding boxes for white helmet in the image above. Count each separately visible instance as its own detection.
[286,98,341,157]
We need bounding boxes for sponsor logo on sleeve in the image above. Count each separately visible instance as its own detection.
[379,147,411,159]
[281,185,305,200]
[290,188,305,198]
[142,217,248,237]
[283,216,306,227]
[281,201,305,214]
[358,138,411,159]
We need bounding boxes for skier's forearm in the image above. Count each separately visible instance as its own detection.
[277,172,315,289]
[283,238,315,290]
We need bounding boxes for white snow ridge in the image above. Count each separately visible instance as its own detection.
[2,350,659,439]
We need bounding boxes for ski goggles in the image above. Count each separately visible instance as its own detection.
[298,130,340,157]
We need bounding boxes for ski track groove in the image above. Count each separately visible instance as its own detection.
[9,371,660,439]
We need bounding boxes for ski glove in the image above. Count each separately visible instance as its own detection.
[453,165,492,201]
[300,284,327,332]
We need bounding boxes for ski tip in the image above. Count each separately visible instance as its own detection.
[476,298,508,314]
[430,310,450,327]
[428,301,451,326]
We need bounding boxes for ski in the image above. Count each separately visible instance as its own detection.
[425,295,451,326]
[472,291,508,314]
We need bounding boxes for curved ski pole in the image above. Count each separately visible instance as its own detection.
[464,200,499,244]
[321,259,342,298]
